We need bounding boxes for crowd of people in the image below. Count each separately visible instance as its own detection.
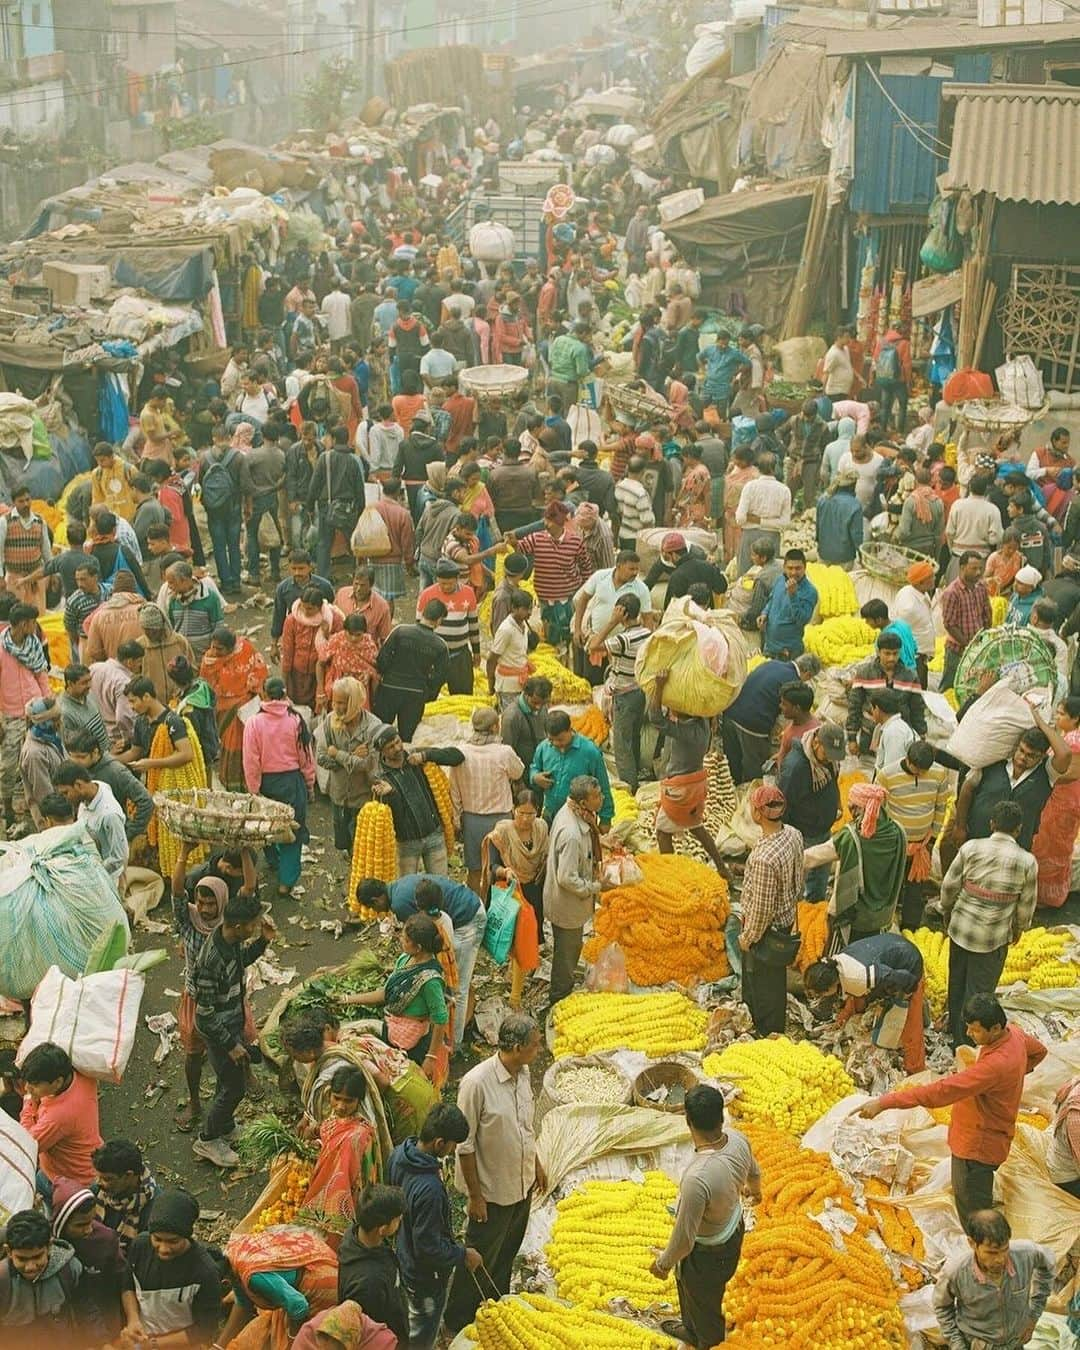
[1,141,1079,1350]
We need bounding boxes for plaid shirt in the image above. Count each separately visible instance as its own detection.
[940,831,1038,953]
[192,927,267,1051]
[741,823,803,946]
[940,577,992,652]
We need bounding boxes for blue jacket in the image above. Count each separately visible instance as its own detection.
[762,575,819,657]
[815,488,864,565]
[529,732,614,824]
[839,933,924,1001]
[725,658,800,734]
[387,1138,465,1293]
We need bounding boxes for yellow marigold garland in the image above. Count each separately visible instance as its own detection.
[347,801,397,919]
[795,901,829,973]
[422,761,455,851]
[802,616,877,666]
[251,1156,312,1233]
[703,1038,854,1135]
[904,925,1079,1018]
[146,714,208,874]
[552,991,708,1059]
[806,563,857,618]
[571,704,608,744]
[471,1292,672,1348]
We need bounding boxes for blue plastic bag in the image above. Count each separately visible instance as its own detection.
[482,882,520,965]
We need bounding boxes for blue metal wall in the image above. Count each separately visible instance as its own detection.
[850,54,990,216]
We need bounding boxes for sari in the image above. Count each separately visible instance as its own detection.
[146,713,208,870]
[291,1302,396,1350]
[316,630,378,704]
[723,465,758,562]
[200,636,268,790]
[226,1228,338,1350]
[1032,728,1080,907]
[304,1034,437,1144]
[382,955,450,1089]
[675,461,712,526]
[302,1113,378,1225]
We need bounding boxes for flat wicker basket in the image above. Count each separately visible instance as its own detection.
[459,364,529,402]
[858,540,936,585]
[152,788,296,846]
[604,381,673,426]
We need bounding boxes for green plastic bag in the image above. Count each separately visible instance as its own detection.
[482,883,520,965]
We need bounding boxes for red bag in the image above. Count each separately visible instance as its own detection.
[511,891,540,973]
[943,368,994,405]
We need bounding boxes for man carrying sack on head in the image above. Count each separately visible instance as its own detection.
[649,669,730,876]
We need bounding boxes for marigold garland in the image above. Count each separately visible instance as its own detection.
[422,761,455,851]
[471,1292,672,1348]
[806,563,857,618]
[795,901,829,973]
[347,801,397,919]
[552,991,708,1059]
[703,1038,854,1135]
[571,704,609,745]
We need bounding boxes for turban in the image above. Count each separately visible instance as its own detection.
[574,501,599,527]
[906,560,935,585]
[750,784,786,818]
[848,783,886,838]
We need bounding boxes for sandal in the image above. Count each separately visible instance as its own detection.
[174,1102,200,1134]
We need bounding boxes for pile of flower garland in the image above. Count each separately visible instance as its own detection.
[552,991,709,1059]
[703,1038,854,1134]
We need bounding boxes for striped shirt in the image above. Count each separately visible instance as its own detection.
[740,823,803,947]
[877,761,950,841]
[515,529,592,604]
[416,581,479,655]
[64,586,107,648]
[613,478,655,539]
[605,624,651,692]
[939,831,1038,953]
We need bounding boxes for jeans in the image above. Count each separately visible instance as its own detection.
[206,508,243,591]
[445,1196,531,1331]
[404,1278,451,1350]
[398,827,448,877]
[451,906,487,1049]
[418,558,436,590]
[879,378,909,432]
[246,490,282,578]
[611,686,647,791]
[951,1156,998,1234]
[948,941,1007,1049]
[550,924,584,1005]
[676,1224,745,1348]
[373,685,427,742]
[204,1038,247,1139]
[289,509,310,551]
[941,644,962,693]
[315,504,359,579]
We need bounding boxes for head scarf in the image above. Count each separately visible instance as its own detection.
[329,675,365,731]
[907,560,935,585]
[147,1188,199,1238]
[313,1302,368,1349]
[230,422,255,450]
[189,875,228,937]
[909,481,937,524]
[750,784,786,818]
[801,727,838,792]
[848,782,886,837]
[574,501,599,530]
[1014,565,1042,588]
[426,461,448,492]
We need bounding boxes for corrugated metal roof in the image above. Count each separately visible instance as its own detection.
[942,82,1080,204]
[826,16,1080,56]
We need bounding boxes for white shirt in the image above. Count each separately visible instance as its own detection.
[945,495,1003,552]
[78,782,129,882]
[734,476,791,529]
[574,567,653,633]
[837,451,883,510]
[823,343,854,397]
[420,348,457,379]
[875,714,916,775]
[321,289,352,341]
[490,615,531,693]
[235,390,272,426]
[444,293,475,320]
[1031,623,1070,687]
[893,584,937,657]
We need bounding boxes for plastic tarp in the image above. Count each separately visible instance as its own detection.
[113,245,215,301]
[739,42,832,181]
[665,177,824,250]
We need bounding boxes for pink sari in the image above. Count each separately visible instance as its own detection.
[1032,728,1080,907]
[723,465,758,562]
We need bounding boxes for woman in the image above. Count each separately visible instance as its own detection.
[316,676,383,851]
[481,788,549,928]
[674,442,711,527]
[492,293,532,365]
[242,675,316,897]
[342,914,450,1086]
[167,654,219,773]
[391,370,427,436]
[984,526,1024,597]
[291,1300,396,1350]
[221,1228,339,1350]
[200,624,268,791]
[1031,699,1080,908]
[302,1067,379,1226]
[461,461,498,537]
[723,445,758,564]
[316,614,379,712]
[282,587,343,710]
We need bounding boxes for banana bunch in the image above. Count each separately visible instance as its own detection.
[807,563,858,619]
[804,616,878,667]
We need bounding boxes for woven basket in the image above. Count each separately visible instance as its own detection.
[858,540,935,585]
[958,399,1046,432]
[458,364,529,402]
[954,628,1058,706]
[604,381,673,426]
[152,788,296,846]
[632,1061,699,1113]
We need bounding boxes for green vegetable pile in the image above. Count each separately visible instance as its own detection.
[236,1113,316,1166]
[287,950,384,1017]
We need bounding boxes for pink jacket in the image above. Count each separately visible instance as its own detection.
[242,699,316,793]
[0,629,50,718]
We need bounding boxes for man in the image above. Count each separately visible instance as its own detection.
[53,762,128,885]
[822,327,854,399]
[939,800,1039,1048]
[859,993,1046,1232]
[87,510,149,597]
[804,781,907,942]
[1030,598,1070,686]
[487,552,532,637]
[545,774,605,1007]
[1007,490,1054,578]
[737,784,803,1035]
[89,442,139,522]
[934,1209,1054,1350]
[63,729,154,843]
[373,600,450,742]
[512,503,592,649]
[846,631,926,758]
[488,590,534,710]
[759,548,818,659]
[529,709,614,828]
[487,441,541,534]
[394,410,443,520]
[0,482,52,610]
[364,478,415,611]
[387,1103,481,1350]
[371,726,464,875]
[419,334,456,390]
[877,740,950,928]
[58,662,110,755]
[162,561,223,664]
[804,931,927,1073]
[118,677,196,782]
[814,470,864,567]
[777,722,845,901]
[82,573,144,665]
[321,279,352,350]
[444,1015,543,1333]
[893,559,937,687]
[91,1138,158,1254]
[334,564,392,649]
[612,455,656,551]
[449,707,525,892]
[645,533,728,611]
[269,550,335,662]
[307,427,366,580]
[649,669,730,874]
[546,322,593,408]
[669,309,705,382]
[590,593,651,792]
[135,602,193,703]
[574,440,617,520]
[733,537,782,634]
[19,698,64,830]
[500,675,550,774]
[734,452,791,573]
[954,727,1062,852]
[415,559,480,696]
[0,601,51,831]
[650,1085,761,1350]
[198,426,251,596]
[723,651,820,785]
[945,473,1003,578]
[191,892,274,1167]
[699,332,750,416]
[336,1184,409,1344]
[782,400,829,510]
[243,423,286,584]
[572,550,652,677]
[867,688,917,773]
[940,551,993,692]
[0,1207,96,1346]
[289,296,321,360]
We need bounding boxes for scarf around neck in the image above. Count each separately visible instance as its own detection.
[801,727,836,792]
[1,624,48,673]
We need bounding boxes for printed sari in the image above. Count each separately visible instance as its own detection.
[302,1113,378,1225]
[226,1228,339,1350]
[382,955,450,1089]
[200,636,267,790]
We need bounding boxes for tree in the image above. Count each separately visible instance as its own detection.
[302,56,364,131]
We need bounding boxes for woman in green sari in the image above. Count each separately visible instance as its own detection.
[802,783,907,944]
[343,913,451,1088]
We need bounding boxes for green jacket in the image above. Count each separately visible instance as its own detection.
[529,732,614,824]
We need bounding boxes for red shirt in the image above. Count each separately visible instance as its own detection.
[879,1024,1046,1165]
[20,1071,103,1184]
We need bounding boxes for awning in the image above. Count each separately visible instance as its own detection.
[941,83,1080,206]
[664,176,824,249]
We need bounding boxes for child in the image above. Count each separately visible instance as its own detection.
[337,1183,409,1345]
[18,1042,102,1194]
[118,1189,222,1347]
[91,1138,158,1254]
[0,1208,95,1348]
[50,1178,123,1335]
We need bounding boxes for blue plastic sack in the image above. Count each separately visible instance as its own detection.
[0,823,129,999]
[482,882,520,965]
[731,416,757,448]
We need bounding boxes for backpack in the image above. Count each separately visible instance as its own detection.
[201,449,237,514]
[307,378,334,422]
[875,342,901,382]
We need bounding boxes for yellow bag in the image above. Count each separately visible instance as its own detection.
[635,601,748,717]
